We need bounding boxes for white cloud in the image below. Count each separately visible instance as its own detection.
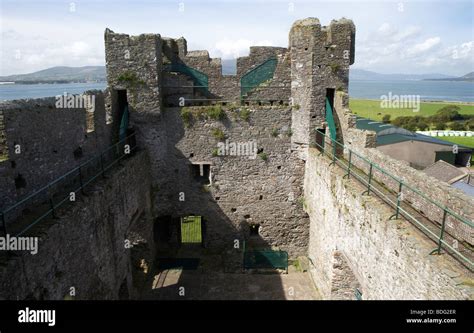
[405,37,441,57]
[212,38,274,59]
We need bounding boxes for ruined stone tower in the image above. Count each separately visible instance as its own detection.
[101,17,356,257]
[1,17,470,302]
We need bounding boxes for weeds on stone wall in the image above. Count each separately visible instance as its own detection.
[117,71,146,88]
[206,105,225,120]
[181,107,193,127]
[271,128,279,137]
[239,107,250,122]
[258,152,268,161]
[297,196,307,210]
[180,106,226,127]
[287,129,293,137]
[212,128,225,141]
[330,63,341,74]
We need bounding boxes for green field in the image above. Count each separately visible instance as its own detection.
[439,136,474,148]
[349,99,474,122]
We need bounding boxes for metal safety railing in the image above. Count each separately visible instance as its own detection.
[314,129,474,271]
[240,58,277,98]
[1,133,137,237]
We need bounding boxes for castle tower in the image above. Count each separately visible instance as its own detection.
[104,29,163,122]
[289,18,355,157]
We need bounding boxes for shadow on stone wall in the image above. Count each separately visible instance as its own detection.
[131,107,290,300]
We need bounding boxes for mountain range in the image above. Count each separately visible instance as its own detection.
[0,65,472,83]
[0,66,106,84]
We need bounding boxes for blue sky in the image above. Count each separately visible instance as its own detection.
[1,0,473,76]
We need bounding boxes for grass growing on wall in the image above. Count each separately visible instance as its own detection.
[239,107,250,121]
[206,105,225,120]
[211,128,225,141]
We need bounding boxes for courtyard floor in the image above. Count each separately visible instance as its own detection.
[137,247,321,300]
[139,269,320,300]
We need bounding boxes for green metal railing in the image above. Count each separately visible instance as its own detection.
[1,133,137,237]
[242,241,288,272]
[314,129,473,271]
[164,63,209,91]
[240,58,277,98]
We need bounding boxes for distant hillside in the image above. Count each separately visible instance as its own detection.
[424,72,474,82]
[350,69,455,81]
[222,59,237,75]
[0,66,106,83]
[2,65,470,84]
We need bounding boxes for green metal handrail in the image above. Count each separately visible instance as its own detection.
[314,129,473,270]
[1,133,137,237]
[240,58,277,98]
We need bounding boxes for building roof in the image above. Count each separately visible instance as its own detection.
[451,178,474,197]
[423,160,474,196]
[355,116,473,150]
[423,160,467,184]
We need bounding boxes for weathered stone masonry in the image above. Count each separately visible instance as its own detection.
[305,148,472,300]
[103,17,356,257]
[0,151,153,300]
[1,16,471,300]
[0,91,113,215]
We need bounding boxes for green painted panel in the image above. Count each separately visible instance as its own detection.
[240,58,277,97]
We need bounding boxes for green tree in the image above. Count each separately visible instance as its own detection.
[466,118,474,130]
[434,121,446,130]
[417,120,429,131]
[382,114,391,123]
[450,121,466,131]
[434,105,461,122]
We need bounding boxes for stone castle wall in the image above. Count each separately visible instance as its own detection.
[137,105,308,256]
[0,151,153,300]
[333,91,474,246]
[304,148,472,300]
[0,91,114,214]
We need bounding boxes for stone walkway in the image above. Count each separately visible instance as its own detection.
[139,268,320,300]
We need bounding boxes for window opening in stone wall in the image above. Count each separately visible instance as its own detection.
[15,174,26,189]
[250,223,260,236]
[73,147,83,160]
[315,128,326,153]
[190,163,211,185]
[180,216,202,244]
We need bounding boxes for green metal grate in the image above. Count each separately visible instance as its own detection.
[180,216,202,244]
[240,58,277,98]
[325,97,337,142]
[165,63,208,90]
[243,249,288,271]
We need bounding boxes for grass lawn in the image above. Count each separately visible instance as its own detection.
[426,136,474,169]
[349,99,474,122]
[440,136,474,149]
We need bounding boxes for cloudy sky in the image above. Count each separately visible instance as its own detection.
[1,0,473,76]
